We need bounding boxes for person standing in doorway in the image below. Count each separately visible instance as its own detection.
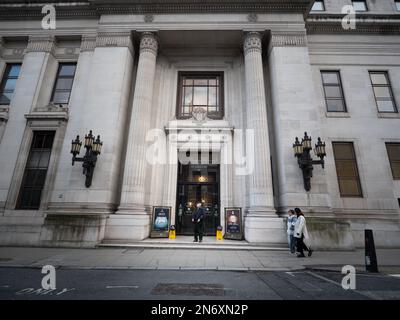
[192,202,205,243]
[287,209,297,254]
[293,207,313,258]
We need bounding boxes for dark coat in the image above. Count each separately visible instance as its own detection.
[192,207,205,222]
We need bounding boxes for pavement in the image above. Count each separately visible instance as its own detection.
[1,241,400,300]
[1,239,400,273]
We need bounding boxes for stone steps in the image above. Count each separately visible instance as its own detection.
[99,238,288,251]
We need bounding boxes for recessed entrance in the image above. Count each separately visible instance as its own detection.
[176,152,220,236]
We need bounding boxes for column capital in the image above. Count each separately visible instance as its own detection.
[269,30,307,49]
[26,35,56,54]
[96,31,134,55]
[139,32,158,55]
[80,34,97,52]
[243,31,263,55]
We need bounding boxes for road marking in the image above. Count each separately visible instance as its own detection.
[0,285,10,288]
[106,285,139,289]
[285,272,296,277]
[306,271,381,300]
[389,274,400,278]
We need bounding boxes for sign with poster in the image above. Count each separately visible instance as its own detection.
[150,206,171,238]
[224,207,243,240]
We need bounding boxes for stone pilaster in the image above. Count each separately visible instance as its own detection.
[267,30,332,214]
[95,31,134,55]
[26,35,56,54]
[80,34,97,52]
[110,32,158,241]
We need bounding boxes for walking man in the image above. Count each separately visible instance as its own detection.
[293,207,313,258]
[192,202,205,243]
[287,209,297,254]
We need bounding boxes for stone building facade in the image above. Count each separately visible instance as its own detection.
[0,0,399,249]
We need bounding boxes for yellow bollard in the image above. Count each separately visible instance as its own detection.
[216,226,223,240]
[169,226,176,239]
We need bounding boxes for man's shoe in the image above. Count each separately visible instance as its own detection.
[193,239,198,242]
[308,250,313,257]
[297,254,305,258]
[199,239,202,243]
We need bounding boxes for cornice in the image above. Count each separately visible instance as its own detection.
[0,1,311,20]
[306,14,400,35]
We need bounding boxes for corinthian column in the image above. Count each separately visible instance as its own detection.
[243,32,275,214]
[110,32,158,241]
[243,32,284,243]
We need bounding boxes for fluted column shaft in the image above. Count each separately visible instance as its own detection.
[120,32,158,211]
[243,32,275,214]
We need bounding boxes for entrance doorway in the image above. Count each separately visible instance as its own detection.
[176,154,220,236]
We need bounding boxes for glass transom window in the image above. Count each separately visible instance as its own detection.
[177,72,224,119]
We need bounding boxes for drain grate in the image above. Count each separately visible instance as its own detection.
[151,283,224,296]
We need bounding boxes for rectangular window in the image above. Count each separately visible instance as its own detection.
[321,71,347,112]
[177,72,224,119]
[311,0,325,11]
[352,1,368,11]
[0,63,22,105]
[386,143,400,180]
[369,71,397,113]
[16,131,55,210]
[396,1,400,11]
[332,142,363,197]
[51,63,77,104]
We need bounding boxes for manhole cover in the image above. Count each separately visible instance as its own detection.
[151,283,224,296]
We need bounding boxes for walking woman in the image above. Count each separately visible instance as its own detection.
[287,209,297,254]
[293,207,313,258]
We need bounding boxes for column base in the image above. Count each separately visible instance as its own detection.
[104,212,151,241]
[244,214,287,244]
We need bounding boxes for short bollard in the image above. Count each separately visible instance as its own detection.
[216,226,223,240]
[169,225,176,240]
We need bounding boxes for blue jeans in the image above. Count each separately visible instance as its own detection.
[288,234,296,253]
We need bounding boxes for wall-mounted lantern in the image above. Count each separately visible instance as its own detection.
[293,132,326,191]
[70,130,103,188]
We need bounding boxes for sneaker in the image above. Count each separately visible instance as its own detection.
[193,239,198,242]
[297,254,305,258]
[199,240,202,243]
[308,250,313,257]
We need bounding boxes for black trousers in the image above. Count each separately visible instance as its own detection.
[296,234,310,255]
[193,221,204,241]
